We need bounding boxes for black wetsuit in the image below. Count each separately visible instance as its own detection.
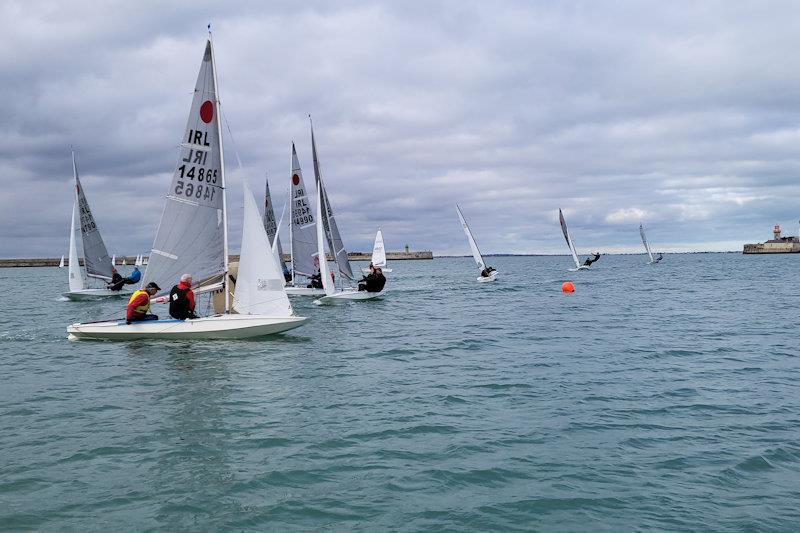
[307,273,323,289]
[480,267,496,277]
[108,272,125,291]
[583,254,600,267]
[358,272,387,292]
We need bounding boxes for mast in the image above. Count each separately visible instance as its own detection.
[209,28,230,313]
[288,147,294,286]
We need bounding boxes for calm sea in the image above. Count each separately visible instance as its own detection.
[1,254,798,531]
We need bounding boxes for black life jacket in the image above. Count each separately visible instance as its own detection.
[169,285,191,319]
[366,273,386,292]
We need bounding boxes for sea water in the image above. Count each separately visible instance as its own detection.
[1,254,798,530]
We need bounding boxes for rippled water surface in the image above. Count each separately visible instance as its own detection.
[1,254,799,530]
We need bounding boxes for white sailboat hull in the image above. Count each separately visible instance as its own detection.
[314,290,385,305]
[361,267,392,273]
[285,286,326,296]
[67,314,307,340]
[63,287,134,301]
[568,265,591,272]
[477,271,498,283]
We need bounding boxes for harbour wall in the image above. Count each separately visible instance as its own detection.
[0,251,434,268]
[742,243,800,254]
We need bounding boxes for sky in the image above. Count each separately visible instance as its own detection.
[3,0,800,258]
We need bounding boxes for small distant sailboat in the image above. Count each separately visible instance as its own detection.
[640,223,663,264]
[121,257,127,265]
[362,229,392,273]
[134,254,142,267]
[58,255,65,268]
[111,254,116,266]
[67,33,306,340]
[284,143,325,296]
[456,205,497,282]
[559,209,590,271]
[63,151,131,300]
[311,120,384,304]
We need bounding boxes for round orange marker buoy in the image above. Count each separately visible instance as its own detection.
[561,281,575,293]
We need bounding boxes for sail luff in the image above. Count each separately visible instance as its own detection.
[640,223,654,261]
[456,205,486,270]
[559,209,581,268]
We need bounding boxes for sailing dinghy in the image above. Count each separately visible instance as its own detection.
[310,121,384,304]
[63,151,132,300]
[58,255,65,268]
[559,209,591,271]
[284,143,325,296]
[362,229,392,273]
[67,34,306,340]
[456,205,497,282]
[640,223,663,264]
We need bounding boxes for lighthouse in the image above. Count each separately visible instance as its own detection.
[773,224,781,240]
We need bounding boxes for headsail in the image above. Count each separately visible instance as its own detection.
[59,255,65,268]
[143,38,227,298]
[310,121,355,281]
[73,153,113,281]
[233,183,294,317]
[559,209,581,269]
[68,201,84,291]
[371,229,387,268]
[289,143,319,283]
[639,223,654,262]
[263,174,286,272]
[456,205,486,271]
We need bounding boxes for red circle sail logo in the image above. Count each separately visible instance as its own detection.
[200,101,214,123]
[292,174,300,185]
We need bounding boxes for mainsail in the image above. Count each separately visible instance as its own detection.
[68,201,84,291]
[371,229,387,268]
[263,174,286,272]
[559,209,581,269]
[310,121,354,281]
[73,152,113,281]
[233,183,294,317]
[289,143,319,282]
[456,205,486,271]
[143,38,227,299]
[639,223,654,262]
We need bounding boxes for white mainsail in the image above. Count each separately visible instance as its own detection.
[143,38,227,299]
[73,152,113,281]
[310,121,355,282]
[263,174,286,273]
[639,223,654,262]
[456,205,487,271]
[371,229,387,268]
[559,209,582,269]
[58,255,65,268]
[68,201,84,291]
[315,174,335,297]
[233,183,294,316]
[289,143,319,284]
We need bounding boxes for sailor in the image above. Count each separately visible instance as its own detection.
[358,265,387,292]
[107,267,125,291]
[655,253,664,262]
[282,264,292,283]
[582,252,601,267]
[307,270,323,289]
[480,266,496,278]
[126,266,142,285]
[126,282,160,324]
[169,274,197,320]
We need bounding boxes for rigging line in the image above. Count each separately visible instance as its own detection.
[219,104,244,170]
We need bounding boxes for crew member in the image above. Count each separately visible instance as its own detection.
[126,282,160,323]
[358,266,387,292]
[480,266,496,278]
[307,269,323,289]
[107,267,124,291]
[126,266,142,285]
[583,252,601,267]
[169,273,197,320]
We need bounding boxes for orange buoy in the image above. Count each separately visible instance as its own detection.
[561,281,575,293]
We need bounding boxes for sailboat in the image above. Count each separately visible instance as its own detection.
[67,34,306,340]
[111,254,116,266]
[284,143,325,296]
[58,255,65,268]
[456,205,497,282]
[640,223,663,264]
[311,121,384,304]
[63,151,131,300]
[559,209,590,271]
[362,229,392,273]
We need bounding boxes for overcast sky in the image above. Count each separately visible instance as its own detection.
[3,0,800,258]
